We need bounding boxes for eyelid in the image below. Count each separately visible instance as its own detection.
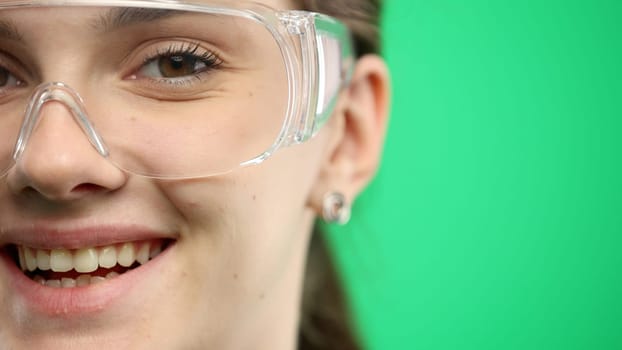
[121,39,224,81]
[118,39,230,100]
[142,42,222,66]
[0,51,30,85]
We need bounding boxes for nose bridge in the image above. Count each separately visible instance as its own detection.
[13,82,108,162]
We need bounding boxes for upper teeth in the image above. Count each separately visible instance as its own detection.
[17,241,163,273]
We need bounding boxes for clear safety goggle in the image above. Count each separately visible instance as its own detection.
[0,0,354,179]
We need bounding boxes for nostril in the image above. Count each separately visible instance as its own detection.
[6,146,127,200]
[71,183,105,194]
[22,186,40,198]
[18,183,106,202]
[4,93,127,200]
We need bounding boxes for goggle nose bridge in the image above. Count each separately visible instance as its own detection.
[12,82,109,161]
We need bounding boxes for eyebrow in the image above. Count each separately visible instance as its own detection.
[0,8,186,43]
[0,19,23,43]
[93,7,178,32]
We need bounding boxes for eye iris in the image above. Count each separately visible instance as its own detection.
[158,54,198,78]
[0,68,9,86]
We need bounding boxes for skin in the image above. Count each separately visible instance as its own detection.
[0,1,390,349]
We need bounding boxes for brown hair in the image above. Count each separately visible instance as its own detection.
[297,1,382,349]
[300,0,381,56]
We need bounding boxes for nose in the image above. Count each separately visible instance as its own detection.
[5,95,126,201]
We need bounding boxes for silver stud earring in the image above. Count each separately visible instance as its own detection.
[322,192,351,225]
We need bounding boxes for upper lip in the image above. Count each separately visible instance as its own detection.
[0,225,178,250]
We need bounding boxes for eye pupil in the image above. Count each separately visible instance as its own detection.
[158,54,197,78]
[0,68,9,86]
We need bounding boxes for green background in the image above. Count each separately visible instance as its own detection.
[327,1,622,349]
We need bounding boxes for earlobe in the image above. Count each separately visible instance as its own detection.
[308,54,391,218]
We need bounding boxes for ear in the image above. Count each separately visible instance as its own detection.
[308,54,391,217]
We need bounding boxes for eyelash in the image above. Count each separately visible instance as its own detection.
[140,42,223,85]
[0,55,28,96]
[0,42,224,98]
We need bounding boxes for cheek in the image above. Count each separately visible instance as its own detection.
[141,151,319,342]
[151,138,326,313]
[160,130,329,237]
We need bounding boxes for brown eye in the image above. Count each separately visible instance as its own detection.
[157,54,205,78]
[0,66,22,88]
[138,49,222,81]
[0,67,8,85]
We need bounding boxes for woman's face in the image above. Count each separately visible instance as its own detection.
[0,1,338,348]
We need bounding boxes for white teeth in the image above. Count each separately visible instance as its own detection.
[32,272,121,288]
[136,243,150,265]
[36,249,51,271]
[15,240,166,279]
[76,274,91,287]
[61,277,76,288]
[74,248,98,273]
[24,247,37,272]
[90,276,105,284]
[98,246,117,269]
[33,275,46,285]
[45,279,61,288]
[117,243,136,267]
[50,249,73,273]
[18,248,26,272]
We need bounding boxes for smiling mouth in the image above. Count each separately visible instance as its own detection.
[4,239,173,288]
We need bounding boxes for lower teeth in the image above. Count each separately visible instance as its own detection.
[33,271,120,288]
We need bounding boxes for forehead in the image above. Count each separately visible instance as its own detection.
[0,0,299,9]
[0,0,296,9]
[0,0,299,43]
[193,0,295,9]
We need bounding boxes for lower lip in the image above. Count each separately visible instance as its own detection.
[0,243,174,318]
